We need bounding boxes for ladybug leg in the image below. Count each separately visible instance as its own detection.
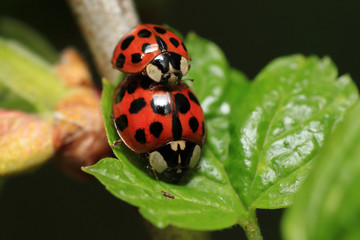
[149,85,159,91]
[193,165,201,170]
[189,164,201,174]
[110,114,122,148]
[139,153,147,158]
[153,169,159,180]
[146,165,159,180]
[112,139,122,147]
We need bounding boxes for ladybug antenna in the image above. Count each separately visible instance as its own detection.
[146,165,159,180]
[181,78,194,83]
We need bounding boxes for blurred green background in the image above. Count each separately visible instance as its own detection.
[0,0,359,239]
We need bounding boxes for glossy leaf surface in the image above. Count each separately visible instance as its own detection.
[228,55,358,209]
[282,101,360,240]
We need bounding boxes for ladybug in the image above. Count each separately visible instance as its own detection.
[112,24,191,86]
[112,75,205,182]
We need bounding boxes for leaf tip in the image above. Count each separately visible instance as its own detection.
[81,166,89,173]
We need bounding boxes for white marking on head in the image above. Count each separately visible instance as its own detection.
[180,56,189,77]
[149,151,168,173]
[176,168,182,174]
[189,145,201,168]
[170,142,178,151]
[146,63,162,82]
[168,63,175,72]
[166,64,178,85]
[170,140,186,151]
[178,141,186,150]
[178,154,181,164]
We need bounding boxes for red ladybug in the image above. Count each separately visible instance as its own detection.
[112,24,190,86]
[112,75,205,182]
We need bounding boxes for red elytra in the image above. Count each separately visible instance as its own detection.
[112,75,205,154]
[112,24,190,74]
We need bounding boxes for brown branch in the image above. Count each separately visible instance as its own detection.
[67,0,139,82]
[67,2,212,239]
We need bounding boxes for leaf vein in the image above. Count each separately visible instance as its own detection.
[207,147,247,212]
[251,156,314,206]
[248,96,285,208]
[267,87,349,144]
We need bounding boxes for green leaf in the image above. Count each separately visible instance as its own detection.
[88,77,248,230]
[186,33,237,116]
[0,17,58,63]
[282,100,360,240]
[228,55,358,210]
[0,83,36,112]
[85,32,358,232]
[0,38,67,113]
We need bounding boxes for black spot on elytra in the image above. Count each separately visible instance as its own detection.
[131,53,142,63]
[188,91,200,105]
[154,26,167,34]
[151,95,171,115]
[126,80,137,94]
[155,36,168,51]
[169,37,179,48]
[138,29,151,38]
[129,98,146,113]
[175,93,190,114]
[189,117,199,133]
[135,128,146,144]
[115,114,128,131]
[121,35,134,50]
[172,115,182,140]
[115,85,126,103]
[202,121,205,136]
[116,53,125,69]
[140,77,152,89]
[150,122,163,138]
[181,42,188,52]
[142,43,152,54]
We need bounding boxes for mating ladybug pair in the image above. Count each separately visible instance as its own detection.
[111,24,205,182]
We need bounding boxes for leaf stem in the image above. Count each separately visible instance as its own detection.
[67,0,139,82]
[243,209,263,240]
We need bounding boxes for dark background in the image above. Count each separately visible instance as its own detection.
[0,0,359,239]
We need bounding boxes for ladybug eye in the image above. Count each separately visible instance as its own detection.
[146,63,162,82]
[189,145,201,168]
[149,151,168,173]
[180,56,189,77]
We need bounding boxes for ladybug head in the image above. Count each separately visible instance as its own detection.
[148,140,201,183]
[145,52,190,86]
